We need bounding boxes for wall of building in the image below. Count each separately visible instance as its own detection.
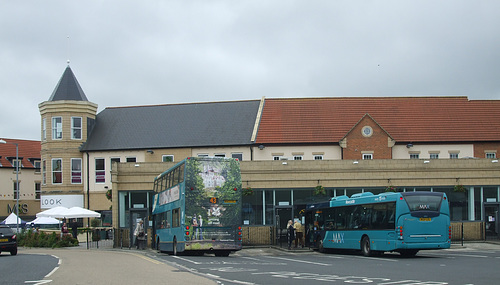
[252,145,342,161]
[0,168,42,218]
[474,142,500,159]
[192,146,251,160]
[341,116,393,160]
[392,144,474,159]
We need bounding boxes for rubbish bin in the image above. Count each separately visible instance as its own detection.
[100,229,107,240]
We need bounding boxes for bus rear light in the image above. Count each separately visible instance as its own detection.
[238,226,242,230]
[238,237,242,241]
[186,226,190,230]
[238,232,242,236]
[448,226,452,239]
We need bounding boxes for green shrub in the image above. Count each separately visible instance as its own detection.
[18,230,79,248]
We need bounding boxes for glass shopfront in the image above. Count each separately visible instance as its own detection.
[241,186,500,226]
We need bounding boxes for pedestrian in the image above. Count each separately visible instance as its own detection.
[61,222,69,236]
[71,219,78,239]
[293,219,304,248]
[134,220,145,249]
[287,220,295,250]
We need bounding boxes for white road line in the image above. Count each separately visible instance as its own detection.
[265,256,332,266]
[171,255,202,264]
[349,255,398,262]
[45,266,59,278]
[241,256,261,261]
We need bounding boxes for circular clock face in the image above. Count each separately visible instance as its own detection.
[362,126,373,137]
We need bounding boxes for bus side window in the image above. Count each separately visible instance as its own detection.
[172,208,180,228]
[387,203,396,228]
[165,210,171,228]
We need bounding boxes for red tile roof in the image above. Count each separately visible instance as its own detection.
[255,97,500,144]
[0,139,41,169]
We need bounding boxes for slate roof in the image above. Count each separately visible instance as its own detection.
[256,97,500,144]
[0,139,41,169]
[48,66,88,101]
[81,100,261,151]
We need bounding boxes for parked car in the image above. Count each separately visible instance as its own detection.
[0,225,17,255]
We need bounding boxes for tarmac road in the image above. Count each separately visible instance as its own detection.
[21,247,216,285]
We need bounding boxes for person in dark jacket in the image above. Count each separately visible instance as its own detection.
[71,219,78,239]
[287,220,295,250]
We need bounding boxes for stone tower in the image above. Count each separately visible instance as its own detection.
[38,65,98,208]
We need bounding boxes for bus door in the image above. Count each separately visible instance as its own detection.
[275,207,292,247]
[129,209,149,248]
[484,203,500,240]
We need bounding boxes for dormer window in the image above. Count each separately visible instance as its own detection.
[7,157,22,169]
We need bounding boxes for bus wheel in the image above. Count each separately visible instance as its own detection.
[361,236,372,257]
[400,249,418,257]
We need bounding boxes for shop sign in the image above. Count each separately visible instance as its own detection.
[40,195,84,209]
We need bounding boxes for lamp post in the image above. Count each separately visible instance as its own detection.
[0,139,20,233]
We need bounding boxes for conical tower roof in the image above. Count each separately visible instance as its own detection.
[48,65,88,101]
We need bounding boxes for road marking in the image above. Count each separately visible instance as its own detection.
[171,255,202,264]
[265,256,331,266]
[349,255,398,262]
[45,255,61,277]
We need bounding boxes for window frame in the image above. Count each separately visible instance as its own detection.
[71,117,82,140]
[42,118,47,141]
[13,181,20,200]
[162,155,174,162]
[71,158,82,184]
[51,158,62,184]
[363,153,373,160]
[95,158,105,183]
[314,155,324,160]
[52,117,62,140]
[35,182,41,200]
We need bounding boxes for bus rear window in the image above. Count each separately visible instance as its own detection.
[403,194,442,212]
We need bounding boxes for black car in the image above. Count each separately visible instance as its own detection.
[0,225,17,255]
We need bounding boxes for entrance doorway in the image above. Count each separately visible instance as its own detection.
[275,207,292,247]
[484,203,500,240]
[129,209,148,248]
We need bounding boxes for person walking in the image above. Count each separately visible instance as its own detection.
[293,219,304,248]
[286,220,295,250]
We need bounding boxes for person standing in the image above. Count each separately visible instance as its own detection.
[294,219,304,248]
[286,220,295,250]
[61,222,69,236]
[134,220,145,249]
[71,219,78,239]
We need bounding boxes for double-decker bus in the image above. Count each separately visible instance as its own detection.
[305,191,451,257]
[152,157,243,256]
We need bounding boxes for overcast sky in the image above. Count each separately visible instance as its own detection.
[1,1,500,141]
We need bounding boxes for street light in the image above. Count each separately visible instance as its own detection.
[0,139,20,233]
